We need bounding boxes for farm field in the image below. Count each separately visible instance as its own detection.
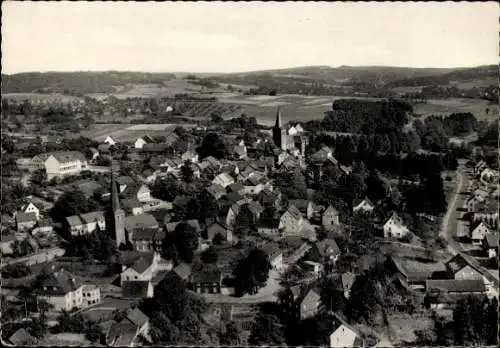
[3,93,81,102]
[219,94,384,126]
[413,98,498,121]
[80,123,197,142]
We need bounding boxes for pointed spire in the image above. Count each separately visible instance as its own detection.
[111,168,121,211]
[275,107,283,128]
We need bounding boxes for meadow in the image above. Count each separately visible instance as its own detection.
[80,123,197,142]
[413,98,498,121]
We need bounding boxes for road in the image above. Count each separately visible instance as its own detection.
[439,165,468,256]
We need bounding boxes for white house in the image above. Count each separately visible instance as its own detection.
[120,253,160,285]
[383,213,410,239]
[353,197,375,214]
[79,211,106,234]
[19,202,41,220]
[330,324,364,348]
[212,173,235,188]
[36,268,85,311]
[81,284,101,307]
[104,136,116,146]
[134,135,154,149]
[471,222,491,245]
[43,151,88,179]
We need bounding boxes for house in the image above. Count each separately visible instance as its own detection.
[107,308,151,346]
[120,253,159,285]
[308,238,341,264]
[299,287,321,319]
[35,268,85,311]
[246,200,264,223]
[330,323,365,348]
[227,182,245,195]
[80,211,106,234]
[257,189,282,210]
[7,328,38,346]
[311,146,334,163]
[181,150,199,163]
[353,197,375,214]
[82,284,101,307]
[339,272,356,299]
[104,136,116,146]
[482,233,498,258]
[65,215,84,235]
[425,279,486,295]
[171,263,192,281]
[206,183,226,200]
[290,200,314,220]
[88,147,100,162]
[134,135,154,149]
[322,205,340,231]
[279,204,303,233]
[43,151,88,179]
[261,242,283,272]
[445,254,497,297]
[387,256,448,291]
[125,214,159,241]
[244,173,271,195]
[233,144,247,159]
[474,188,488,202]
[205,221,233,243]
[471,222,491,245]
[220,192,247,208]
[213,173,235,188]
[19,201,41,220]
[97,143,112,154]
[224,204,240,230]
[130,228,164,253]
[383,213,410,239]
[0,234,17,255]
[122,183,151,202]
[121,280,154,299]
[16,212,38,231]
[121,198,144,216]
[188,264,222,294]
[116,176,135,194]
[142,143,169,153]
[30,218,54,236]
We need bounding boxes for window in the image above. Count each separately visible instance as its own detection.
[135,276,138,280]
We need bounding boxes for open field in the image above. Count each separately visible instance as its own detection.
[387,313,433,345]
[218,94,385,126]
[79,123,197,142]
[413,98,498,121]
[3,93,81,102]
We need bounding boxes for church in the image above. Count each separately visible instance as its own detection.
[272,107,308,156]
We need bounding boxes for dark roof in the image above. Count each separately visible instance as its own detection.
[224,191,245,204]
[125,213,159,232]
[173,195,191,207]
[126,307,149,327]
[116,176,135,186]
[247,201,264,215]
[289,199,310,213]
[16,212,37,223]
[445,254,469,274]
[426,279,486,293]
[260,242,282,260]
[130,227,158,241]
[227,182,245,193]
[130,256,153,274]
[38,269,82,295]
[121,281,151,299]
[166,219,201,233]
[172,263,192,280]
[121,197,143,210]
[206,184,226,199]
[9,328,37,346]
[190,264,222,283]
[142,143,169,152]
[484,233,499,248]
[314,238,341,257]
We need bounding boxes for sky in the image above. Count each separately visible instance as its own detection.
[2,1,498,74]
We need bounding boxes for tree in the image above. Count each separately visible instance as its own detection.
[233,207,254,238]
[274,170,307,200]
[220,321,241,345]
[248,313,285,346]
[51,189,98,222]
[172,222,199,263]
[233,248,271,295]
[30,168,47,186]
[180,161,194,183]
[197,133,228,160]
[201,246,218,264]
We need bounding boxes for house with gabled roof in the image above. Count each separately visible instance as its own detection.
[120,252,160,285]
[308,238,341,264]
[290,199,314,220]
[257,189,282,209]
[279,204,303,232]
[104,136,116,146]
[353,197,375,214]
[299,287,322,319]
[260,242,283,272]
[80,211,106,234]
[171,262,192,281]
[471,221,491,245]
[205,220,233,243]
[188,264,223,294]
[16,212,38,232]
[383,212,410,239]
[330,322,365,348]
[482,233,498,258]
[43,151,88,179]
[35,268,85,311]
[121,280,154,299]
[206,183,226,200]
[213,172,235,188]
[19,201,41,220]
[107,308,151,346]
[322,204,340,231]
[7,328,38,346]
[134,135,155,149]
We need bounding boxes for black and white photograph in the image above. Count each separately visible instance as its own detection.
[0,1,498,347]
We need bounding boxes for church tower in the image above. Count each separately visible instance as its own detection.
[273,107,288,150]
[108,168,126,248]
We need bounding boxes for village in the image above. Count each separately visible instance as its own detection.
[1,95,499,346]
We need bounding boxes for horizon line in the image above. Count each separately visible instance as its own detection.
[2,63,497,76]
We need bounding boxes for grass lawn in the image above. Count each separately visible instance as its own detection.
[386,313,434,345]
[413,98,498,122]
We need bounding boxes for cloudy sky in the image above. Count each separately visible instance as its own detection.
[2,2,498,73]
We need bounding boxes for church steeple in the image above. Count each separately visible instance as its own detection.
[275,107,283,128]
[111,170,121,211]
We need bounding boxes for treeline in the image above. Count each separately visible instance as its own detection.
[1,71,176,95]
[306,99,412,135]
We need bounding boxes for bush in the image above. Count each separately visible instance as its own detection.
[1,263,31,278]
